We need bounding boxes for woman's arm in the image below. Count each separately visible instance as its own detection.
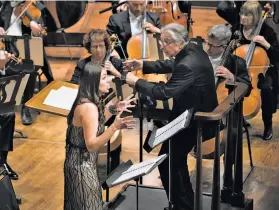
[81,103,117,152]
[81,103,135,152]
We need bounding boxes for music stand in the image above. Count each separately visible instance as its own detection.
[0,72,26,206]
[102,154,168,210]
[143,108,194,210]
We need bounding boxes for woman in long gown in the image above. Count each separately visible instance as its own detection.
[64,62,136,210]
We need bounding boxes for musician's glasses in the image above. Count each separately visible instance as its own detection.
[239,12,253,17]
[205,40,226,49]
[159,40,175,48]
[91,44,106,50]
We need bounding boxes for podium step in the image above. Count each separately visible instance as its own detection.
[106,184,253,210]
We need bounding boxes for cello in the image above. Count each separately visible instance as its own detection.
[126,0,167,83]
[201,37,240,156]
[234,10,270,120]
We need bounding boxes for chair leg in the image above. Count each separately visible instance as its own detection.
[243,125,253,167]
[14,129,28,139]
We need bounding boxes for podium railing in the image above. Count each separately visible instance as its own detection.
[194,82,250,210]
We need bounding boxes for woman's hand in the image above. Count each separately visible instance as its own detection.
[105,60,121,78]
[114,94,137,113]
[253,35,270,50]
[113,111,136,130]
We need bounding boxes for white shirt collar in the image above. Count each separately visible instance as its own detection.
[128,9,142,21]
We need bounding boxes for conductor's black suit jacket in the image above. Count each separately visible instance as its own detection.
[135,43,219,143]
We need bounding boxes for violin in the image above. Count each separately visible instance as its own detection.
[0,39,22,64]
[14,0,47,36]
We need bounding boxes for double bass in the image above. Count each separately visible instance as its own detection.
[234,10,270,120]
[148,0,194,37]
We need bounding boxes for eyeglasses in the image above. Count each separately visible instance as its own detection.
[205,40,226,49]
[159,40,175,48]
[239,12,253,17]
[91,44,106,50]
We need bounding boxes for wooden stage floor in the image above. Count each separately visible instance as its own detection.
[6,7,279,210]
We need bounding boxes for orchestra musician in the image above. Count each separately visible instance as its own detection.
[124,23,218,210]
[205,24,251,89]
[237,1,279,140]
[0,50,19,180]
[106,0,161,59]
[216,0,274,32]
[0,0,54,125]
[70,29,122,84]
[64,62,136,210]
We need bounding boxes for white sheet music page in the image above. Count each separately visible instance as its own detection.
[111,154,167,185]
[152,109,190,147]
[43,86,78,110]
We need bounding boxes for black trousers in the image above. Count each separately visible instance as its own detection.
[0,113,15,152]
[259,67,278,126]
[22,50,54,104]
[158,126,197,210]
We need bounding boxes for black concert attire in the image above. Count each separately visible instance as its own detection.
[216,1,273,31]
[106,10,161,59]
[239,24,279,139]
[135,43,218,210]
[0,61,20,180]
[70,56,122,85]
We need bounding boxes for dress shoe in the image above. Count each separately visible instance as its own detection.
[21,105,33,125]
[263,124,273,140]
[2,163,19,180]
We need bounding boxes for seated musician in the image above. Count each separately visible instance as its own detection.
[238,1,279,140]
[0,50,18,180]
[205,24,252,89]
[106,0,161,59]
[216,0,274,32]
[0,1,54,125]
[124,23,218,210]
[70,29,122,84]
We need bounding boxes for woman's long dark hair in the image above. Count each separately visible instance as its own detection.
[67,62,105,126]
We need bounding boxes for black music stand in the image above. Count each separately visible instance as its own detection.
[1,34,36,139]
[0,72,26,207]
[143,108,193,210]
[102,154,168,210]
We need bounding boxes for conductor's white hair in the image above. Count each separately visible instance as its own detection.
[161,23,189,44]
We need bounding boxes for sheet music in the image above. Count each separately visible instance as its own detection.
[152,109,191,147]
[43,86,78,110]
[109,154,167,186]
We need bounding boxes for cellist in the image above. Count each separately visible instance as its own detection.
[106,0,161,59]
[237,1,279,140]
